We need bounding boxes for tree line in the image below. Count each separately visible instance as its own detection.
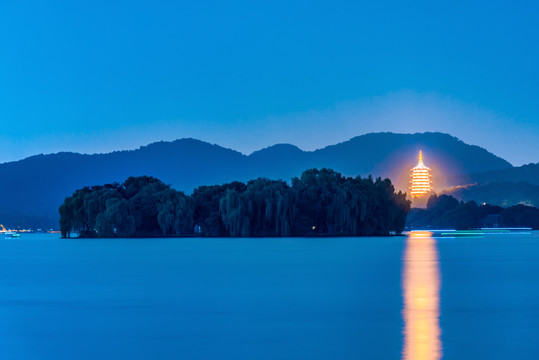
[406,194,539,230]
[59,169,411,238]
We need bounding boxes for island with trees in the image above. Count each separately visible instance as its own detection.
[59,169,411,238]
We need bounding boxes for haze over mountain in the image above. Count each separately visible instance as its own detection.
[0,132,521,229]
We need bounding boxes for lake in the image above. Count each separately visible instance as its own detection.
[0,231,538,359]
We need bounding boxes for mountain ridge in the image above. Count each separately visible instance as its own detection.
[0,132,520,229]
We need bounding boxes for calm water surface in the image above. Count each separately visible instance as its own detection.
[0,232,538,359]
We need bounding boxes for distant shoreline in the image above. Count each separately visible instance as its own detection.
[63,233,408,239]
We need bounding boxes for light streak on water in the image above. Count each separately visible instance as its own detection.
[402,231,442,360]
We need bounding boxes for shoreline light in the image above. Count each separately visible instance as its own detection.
[410,150,432,198]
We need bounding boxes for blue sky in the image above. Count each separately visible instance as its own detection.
[0,0,538,165]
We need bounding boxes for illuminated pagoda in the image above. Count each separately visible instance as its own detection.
[410,150,432,198]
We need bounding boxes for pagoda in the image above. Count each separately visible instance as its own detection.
[410,150,432,198]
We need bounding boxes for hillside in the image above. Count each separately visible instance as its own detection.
[464,162,539,186]
[246,132,511,191]
[443,162,539,207]
[0,132,513,229]
[443,181,539,207]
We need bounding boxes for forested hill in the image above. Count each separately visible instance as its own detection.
[462,162,539,186]
[59,169,411,238]
[443,163,539,207]
[443,182,539,208]
[0,132,512,229]
[406,194,539,230]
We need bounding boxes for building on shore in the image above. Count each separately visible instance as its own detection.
[410,151,432,206]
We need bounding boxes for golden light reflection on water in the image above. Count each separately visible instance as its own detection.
[402,231,442,360]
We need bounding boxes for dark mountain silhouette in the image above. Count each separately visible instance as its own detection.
[443,182,539,207]
[247,132,512,190]
[443,162,539,207]
[462,162,539,186]
[0,132,514,229]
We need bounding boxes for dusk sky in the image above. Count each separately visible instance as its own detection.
[1,0,538,165]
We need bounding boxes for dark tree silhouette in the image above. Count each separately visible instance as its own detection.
[406,194,539,230]
[59,169,411,237]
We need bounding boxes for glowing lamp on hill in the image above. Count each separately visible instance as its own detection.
[410,151,432,198]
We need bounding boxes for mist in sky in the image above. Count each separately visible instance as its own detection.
[1,1,538,165]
